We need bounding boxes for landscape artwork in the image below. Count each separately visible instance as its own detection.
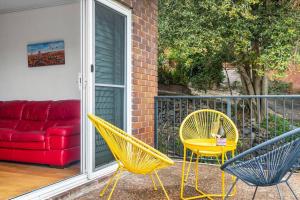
[27,40,65,67]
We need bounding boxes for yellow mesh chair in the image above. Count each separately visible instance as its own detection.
[179,109,239,200]
[88,114,174,200]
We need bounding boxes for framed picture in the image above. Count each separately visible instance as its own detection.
[27,40,65,67]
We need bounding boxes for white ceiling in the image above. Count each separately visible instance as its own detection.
[0,0,79,14]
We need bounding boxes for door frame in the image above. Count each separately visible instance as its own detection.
[86,0,132,178]
[13,0,132,199]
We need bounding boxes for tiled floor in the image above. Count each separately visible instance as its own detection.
[77,162,299,200]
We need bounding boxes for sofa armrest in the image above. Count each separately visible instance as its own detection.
[46,125,80,150]
[46,125,80,137]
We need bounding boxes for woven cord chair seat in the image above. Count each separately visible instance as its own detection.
[88,114,174,200]
[221,128,300,199]
[89,114,173,174]
[225,141,300,186]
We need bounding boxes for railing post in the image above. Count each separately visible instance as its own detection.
[226,97,232,119]
[154,97,158,149]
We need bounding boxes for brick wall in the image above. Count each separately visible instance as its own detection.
[118,0,158,145]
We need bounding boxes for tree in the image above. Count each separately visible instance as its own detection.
[158,0,300,96]
[188,52,225,93]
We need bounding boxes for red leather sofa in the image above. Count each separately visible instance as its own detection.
[0,100,80,167]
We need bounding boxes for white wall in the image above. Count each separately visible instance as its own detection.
[0,3,81,100]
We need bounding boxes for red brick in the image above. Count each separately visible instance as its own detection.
[118,0,158,145]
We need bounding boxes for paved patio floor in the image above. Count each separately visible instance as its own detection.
[78,162,300,200]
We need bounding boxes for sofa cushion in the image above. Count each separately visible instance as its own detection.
[15,101,51,131]
[11,131,46,142]
[47,125,80,137]
[14,142,46,150]
[15,121,45,132]
[48,100,80,121]
[0,141,46,150]
[44,119,80,131]
[0,129,15,141]
[0,101,26,120]
[0,119,20,129]
[21,101,51,121]
[44,100,80,131]
[56,119,80,126]
[49,135,80,150]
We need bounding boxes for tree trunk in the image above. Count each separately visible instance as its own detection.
[259,74,269,121]
[239,66,255,95]
[223,63,233,95]
[239,65,268,122]
[262,75,268,95]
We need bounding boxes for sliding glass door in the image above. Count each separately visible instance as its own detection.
[92,0,129,169]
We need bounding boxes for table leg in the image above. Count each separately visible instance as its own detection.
[222,152,225,200]
[232,150,236,195]
[181,146,187,199]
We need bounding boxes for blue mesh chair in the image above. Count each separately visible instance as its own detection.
[221,128,300,200]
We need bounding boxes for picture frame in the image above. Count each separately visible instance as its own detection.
[27,40,65,67]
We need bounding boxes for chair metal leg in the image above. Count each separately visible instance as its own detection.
[215,155,221,165]
[286,181,299,200]
[150,174,158,190]
[181,146,187,199]
[194,154,200,190]
[100,167,121,197]
[222,152,225,200]
[276,185,283,200]
[107,170,122,200]
[224,178,239,200]
[154,170,170,200]
[185,152,194,182]
[252,186,258,200]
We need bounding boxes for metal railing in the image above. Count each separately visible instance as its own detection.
[154,95,300,161]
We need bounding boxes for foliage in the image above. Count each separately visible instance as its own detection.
[158,47,225,90]
[261,114,299,137]
[268,80,291,94]
[158,0,300,94]
[188,53,225,92]
[158,50,189,85]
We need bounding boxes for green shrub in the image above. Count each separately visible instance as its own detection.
[158,49,225,92]
[158,49,189,86]
[261,114,299,137]
[188,53,225,92]
[269,80,291,95]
